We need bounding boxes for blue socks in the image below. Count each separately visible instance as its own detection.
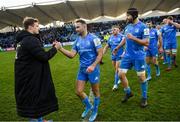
[30,117,43,122]
[146,64,151,77]
[163,52,167,63]
[82,97,92,108]
[37,117,43,122]
[167,55,171,68]
[93,97,100,113]
[171,55,176,64]
[155,64,160,74]
[124,87,131,94]
[114,72,119,85]
[141,80,148,99]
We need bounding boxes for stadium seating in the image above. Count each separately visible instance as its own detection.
[0,14,180,49]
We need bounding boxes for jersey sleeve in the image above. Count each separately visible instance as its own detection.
[24,37,57,62]
[93,37,102,50]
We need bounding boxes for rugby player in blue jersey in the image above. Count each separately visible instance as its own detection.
[145,20,163,81]
[113,8,149,107]
[103,25,125,91]
[161,19,168,64]
[160,16,180,71]
[58,19,103,121]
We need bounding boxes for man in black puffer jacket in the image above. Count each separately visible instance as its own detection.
[15,17,61,120]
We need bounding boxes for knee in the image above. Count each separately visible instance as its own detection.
[146,61,150,65]
[119,71,126,80]
[166,53,170,56]
[172,54,176,57]
[137,72,146,82]
[115,68,119,73]
[92,89,100,97]
[146,62,150,65]
[146,59,150,64]
[152,60,156,64]
[75,89,83,97]
[139,77,145,83]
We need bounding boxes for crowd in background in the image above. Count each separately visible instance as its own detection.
[0,14,180,49]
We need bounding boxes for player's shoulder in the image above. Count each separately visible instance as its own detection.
[171,24,176,29]
[164,24,169,28]
[118,33,124,37]
[138,21,147,28]
[88,33,101,44]
[109,35,114,39]
[125,24,131,29]
[88,33,101,43]
[88,33,98,39]
[74,36,80,45]
[124,24,131,33]
[152,28,159,34]
[160,25,166,31]
[162,24,166,27]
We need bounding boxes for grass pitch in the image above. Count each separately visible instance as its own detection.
[0,37,179,121]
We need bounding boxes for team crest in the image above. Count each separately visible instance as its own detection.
[86,41,90,46]
[135,28,139,33]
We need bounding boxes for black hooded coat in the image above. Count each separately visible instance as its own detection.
[15,30,59,118]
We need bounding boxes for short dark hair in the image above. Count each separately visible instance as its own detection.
[146,20,154,25]
[146,20,152,23]
[112,25,120,29]
[75,19,86,24]
[127,8,138,20]
[167,16,173,20]
[23,17,39,30]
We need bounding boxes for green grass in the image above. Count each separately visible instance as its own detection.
[0,37,180,121]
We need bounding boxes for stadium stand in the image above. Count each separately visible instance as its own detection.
[0,14,180,50]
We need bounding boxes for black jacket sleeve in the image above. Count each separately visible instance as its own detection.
[24,36,57,62]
